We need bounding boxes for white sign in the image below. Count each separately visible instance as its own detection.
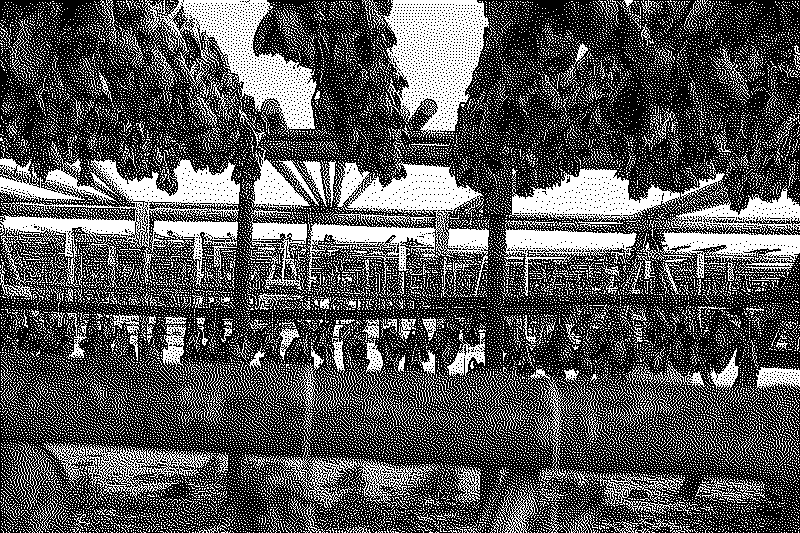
[643,260,652,280]
[108,246,117,267]
[398,243,407,272]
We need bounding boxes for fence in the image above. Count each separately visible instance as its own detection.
[2,360,799,484]
[2,299,799,531]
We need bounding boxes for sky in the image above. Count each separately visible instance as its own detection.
[1,0,800,254]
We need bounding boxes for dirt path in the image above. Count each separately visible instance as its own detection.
[48,445,786,533]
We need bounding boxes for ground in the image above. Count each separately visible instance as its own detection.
[49,445,786,533]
